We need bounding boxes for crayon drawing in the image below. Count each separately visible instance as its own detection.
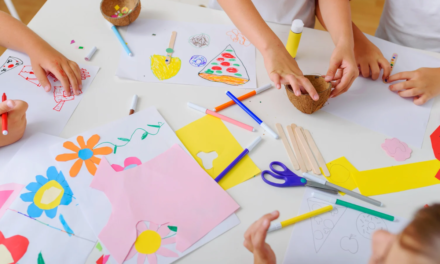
[189,55,207,67]
[198,45,250,86]
[188,33,210,48]
[151,55,181,80]
[0,56,23,75]
[53,86,82,112]
[226,29,251,47]
[18,65,41,86]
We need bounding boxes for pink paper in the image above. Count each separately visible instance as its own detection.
[90,145,239,264]
[0,183,24,218]
[381,138,412,161]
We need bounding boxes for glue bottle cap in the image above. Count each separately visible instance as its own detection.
[291,19,304,33]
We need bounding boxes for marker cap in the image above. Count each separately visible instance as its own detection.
[260,122,279,139]
[255,83,273,94]
[246,136,262,152]
[291,19,304,34]
[187,102,207,114]
[267,222,282,233]
[85,46,98,61]
[312,192,337,204]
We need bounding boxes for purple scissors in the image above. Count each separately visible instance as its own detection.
[261,161,306,187]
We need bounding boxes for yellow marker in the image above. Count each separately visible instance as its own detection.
[285,19,304,58]
[268,205,333,232]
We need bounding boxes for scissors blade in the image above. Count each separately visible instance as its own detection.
[306,181,339,194]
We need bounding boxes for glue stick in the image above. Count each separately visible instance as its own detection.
[286,19,304,58]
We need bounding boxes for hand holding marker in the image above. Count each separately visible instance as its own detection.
[225,91,279,139]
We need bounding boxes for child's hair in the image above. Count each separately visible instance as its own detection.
[399,204,440,261]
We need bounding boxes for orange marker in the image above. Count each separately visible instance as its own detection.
[213,84,272,112]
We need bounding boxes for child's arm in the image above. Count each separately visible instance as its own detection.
[0,99,28,147]
[388,68,440,105]
[217,0,318,100]
[0,11,82,96]
[315,0,359,97]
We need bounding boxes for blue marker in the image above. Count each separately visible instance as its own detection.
[226,91,279,139]
[106,21,132,56]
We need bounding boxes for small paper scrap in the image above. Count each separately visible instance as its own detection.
[70,40,75,44]
[79,46,84,49]
[114,4,120,10]
[381,138,412,161]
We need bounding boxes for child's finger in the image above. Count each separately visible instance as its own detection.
[269,72,281,89]
[325,62,339,82]
[334,69,343,80]
[387,71,413,83]
[378,57,392,82]
[413,94,429,106]
[32,65,51,92]
[0,100,15,115]
[332,69,356,97]
[298,76,319,101]
[252,219,270,251]
[360,63,370,78]
[286,75,302,96]
[370,63,381,81]
[7,100,28,123]
[69,61,83,90]
[389,81,417,92]
[50,66,71,97]
[398,88,422,98]
[62,63,80,95]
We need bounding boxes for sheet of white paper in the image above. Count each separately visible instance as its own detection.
[117,19,257,88]
[50,107,239,264]
[0,50,100,168]
[0,133,97,264]
[322,35,439,148]
[283,187,408,264]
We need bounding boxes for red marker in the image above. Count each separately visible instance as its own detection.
[2,93,8,136]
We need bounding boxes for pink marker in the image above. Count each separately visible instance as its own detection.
[188,102,256,132]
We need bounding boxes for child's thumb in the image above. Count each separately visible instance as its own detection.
[0,100,15,115]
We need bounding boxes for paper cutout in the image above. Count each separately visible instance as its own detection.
[20,166,73,219]
[55,135,113,177]
[176,115,261,190]
[353,159,440,196]
[0,56,23,75]
[53,86,83,111]
[381,138,412,161]
[324,157,359,194]
[126,221,178,264]
[189,33,210,48]
[196,151,218,170]
[111,157,142,172]
[0,231,29,264]
[70,40,75,44]
[90,144,239,264]
[189,55,207,67]
[38,252,45,264]
[199,45,250,85]
[431,126,440,180]
[226,29,251,47]
[18,65,41,86]
[59,214,74,236]
[103,255,109,264]
[96,242,102,251]
[94,123,164,154]
[0,183,24,219]
[96,255,104,264]
[151,55,181,80]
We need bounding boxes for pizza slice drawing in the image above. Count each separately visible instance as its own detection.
[0,56,23,75]
[198,45,249,85]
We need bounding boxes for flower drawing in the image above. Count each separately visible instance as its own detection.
[55,135,113,177]
[111,157,142,172]
[20,166,73,218]
[126,221,179,264]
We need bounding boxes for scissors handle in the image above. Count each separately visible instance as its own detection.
[269,161,291,175]
[262,170,291,187]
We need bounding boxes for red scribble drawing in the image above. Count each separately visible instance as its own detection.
[18,65,41,86]
[48,72,59,83]
[53,86,82,112]
[226,29,251,47]
[81,68,90,80]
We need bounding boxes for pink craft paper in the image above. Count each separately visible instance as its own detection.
[0,183,25,218]
[90,145,240,264]
[381,138,412,161]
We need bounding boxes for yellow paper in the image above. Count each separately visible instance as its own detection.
[353,160,440,196]
[176,115,261,190]
[323,157,359,194]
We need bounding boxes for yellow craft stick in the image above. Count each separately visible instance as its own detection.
[287,125,307,172]
[292,124,311,171]
[165,31,177,65]
[268,205,333,232]
[276,123,299,170]
[304,129,330,177]
[295,127,321,175]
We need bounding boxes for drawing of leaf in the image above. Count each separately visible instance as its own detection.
[38,252,45,264]
[168,226,178,232]
[118,137,130,142]
[113,146,118,154]
[148,125,160,128]
[141,132,148,140]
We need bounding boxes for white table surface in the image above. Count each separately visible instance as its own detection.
[27,0,440,263]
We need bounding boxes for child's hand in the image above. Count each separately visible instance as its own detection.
[388,68,440,105]
[0,100,28,147]
[354,37,391,81]
[325,43,359,98]
[29,44,82,96]
[264,47,319,101]
[243,211,279,264]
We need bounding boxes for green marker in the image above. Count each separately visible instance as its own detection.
[312,192,395,221]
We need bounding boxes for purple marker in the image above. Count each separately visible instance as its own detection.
[215,136,262,182]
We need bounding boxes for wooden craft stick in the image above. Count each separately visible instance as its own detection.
[294,126,321,175]
[165,31,177,65]
[287,125,307,172]
[292,124,311,171]
[304,129,331,177]
[276,123,300,170]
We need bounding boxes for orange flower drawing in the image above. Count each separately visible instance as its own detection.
[55,135,112,177]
